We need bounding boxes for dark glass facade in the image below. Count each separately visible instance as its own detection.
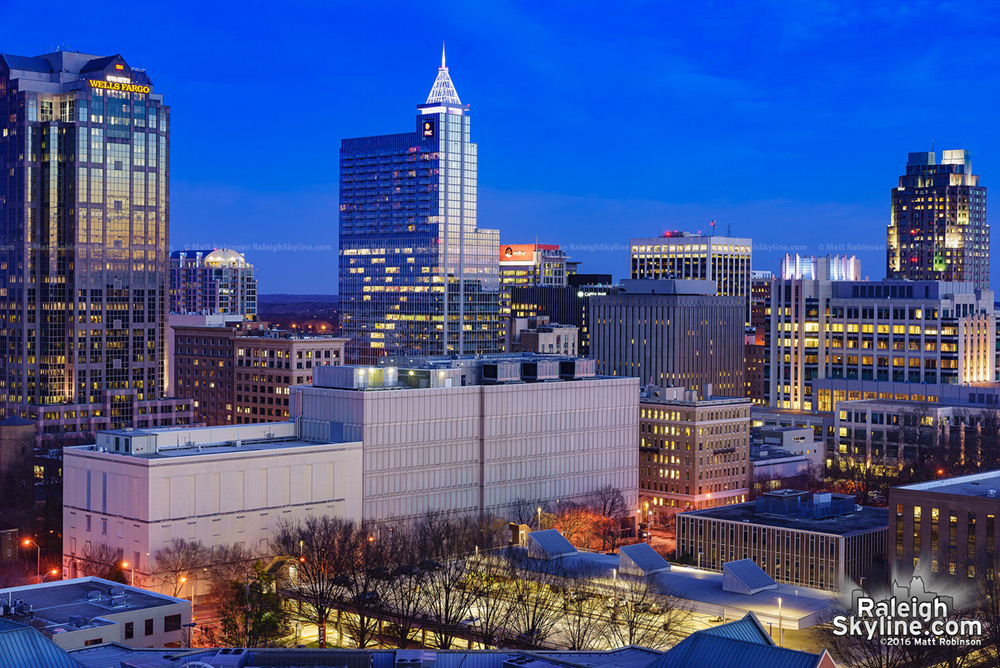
[888,150,989,288]
[339,60,500,364]
[0,51,190,442]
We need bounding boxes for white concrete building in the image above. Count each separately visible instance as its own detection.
[64,356,639,584]
[0,577,189,650]
[292,357,639,522]
[62,421,363,586]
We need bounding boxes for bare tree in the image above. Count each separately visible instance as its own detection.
[474,514,509,551]
[80,543,126,583]
[560,564,607,650]
[467,551,514,648]
[508,498,537,526]
[553,503,594,547]
[380,523,426,648]
[205,542,260,590]
[605,576,690,650]
[416,513,477,649]
[272,516,355,648]
[339,522,391,649]
[504,550,564,647]
[591,485,631,551]
[153,538,210,597]
[974,557,1000,668]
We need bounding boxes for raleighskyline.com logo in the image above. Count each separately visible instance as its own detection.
[831,576,982,647]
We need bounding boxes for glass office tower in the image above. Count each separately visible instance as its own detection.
[887,150,989,288]
[0,51,191,443]
[339,49,501,363]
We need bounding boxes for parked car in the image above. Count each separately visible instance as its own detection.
[419,559,444,572]
[352,591,380,606]
[368,566,392,580]
[393,564,420,577]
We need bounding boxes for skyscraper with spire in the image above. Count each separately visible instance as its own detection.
[339,46,502,363]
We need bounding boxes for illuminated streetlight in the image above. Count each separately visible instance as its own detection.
[537,506,542,530]
[41,569,59,583]
[23,539,39,582]
[777,597,783,647]
[122,561,135,587]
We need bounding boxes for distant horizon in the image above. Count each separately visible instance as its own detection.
[4,2,998,292]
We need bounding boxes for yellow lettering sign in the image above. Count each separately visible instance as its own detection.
[88,79,150,94]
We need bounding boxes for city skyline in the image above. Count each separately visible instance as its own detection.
[2,2,998,292]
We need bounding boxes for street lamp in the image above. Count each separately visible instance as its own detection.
[41,569,59,583]
[537,506,542,530]
[23,539,39,582]
[122,561,135,587]
[777,597,783,647]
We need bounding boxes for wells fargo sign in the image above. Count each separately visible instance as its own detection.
[89,79,150,94]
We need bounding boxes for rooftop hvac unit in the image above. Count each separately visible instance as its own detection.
[559,357,596,379]
[521,358,559,381]
[482,360,521,383]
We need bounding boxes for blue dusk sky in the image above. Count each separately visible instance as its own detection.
[4,0,1000,293]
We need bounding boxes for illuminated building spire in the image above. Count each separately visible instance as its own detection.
[425,42,462,105]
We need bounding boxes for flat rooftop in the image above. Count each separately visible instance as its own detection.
[71,437,352,461]
[898,469,1000,498]
[0,578,184,637]
[681,502,889,536]
[514,550,835,630]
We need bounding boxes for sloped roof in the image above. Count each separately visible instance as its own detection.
[698,612,773,645]
[0,54,53,73]
[80,55,122,73]
[0,416,33,426]
[619,543,670,575]
[649,634,823,668]
[527,529,578,559]
[0,619,86,668]
[723,559,777,594]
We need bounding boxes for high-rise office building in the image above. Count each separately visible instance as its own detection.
[508,274,617,356]
[339,48,501,364]
[0,51,192,443]
[499,243,570,319]
[590,279,745,397]
[499,244,569,288]
[169,248,257,316]
[770,279,995,411]
[172,320,346,425]
[630,233,752,324]
[887,150,988,288]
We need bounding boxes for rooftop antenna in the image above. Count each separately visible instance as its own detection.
[727,221,731,237]
[441,41,446,69]
[710,220,717,236]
